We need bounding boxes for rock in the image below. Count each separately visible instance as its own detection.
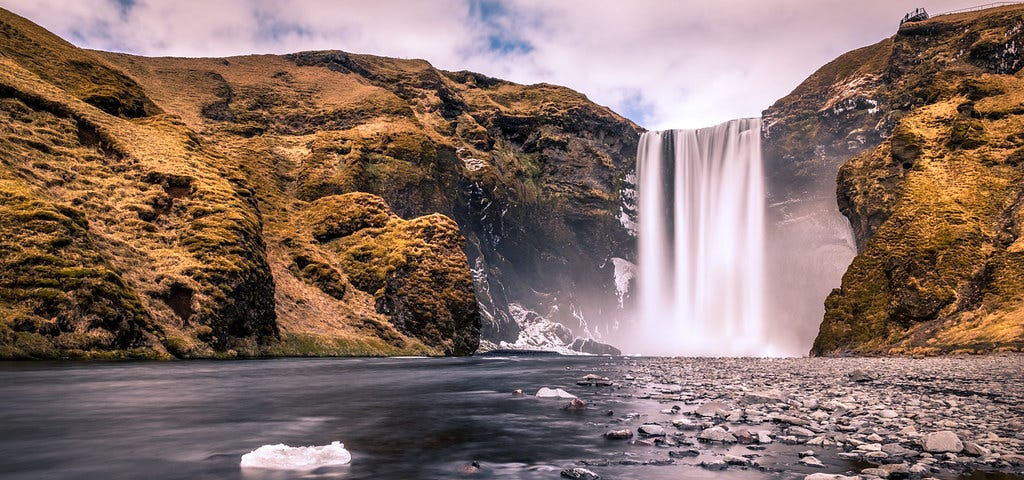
[694,401,729,418]
[789,426,815,438]
[804,474,858,480]
[512,389,523,396]
[577,374,613,387]
[849,369,876,382]
[756,431,774,444]
[878,409,899,419]
[603,429,633,440]
[771,414,810,426]
[699,458,728,470]
[660,405,681,414]
[536,387,576,399]
[858,443,883,452]
[860,467,890,477]
[671,418,702,430]
[963,441,990,456]
[799,450,816,458]
[563,398,587,411]
[799,456,826,468]
[668,449,700,458]
[740,389,789,405]
[569,338,621,356]
[638,424,666,437]
[724,454,750,466]
[879,463,909,478]
[560,467,600,479]
[698,426,736,443]
[922,431,963,453]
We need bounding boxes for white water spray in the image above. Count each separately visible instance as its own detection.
[634,118,772,356]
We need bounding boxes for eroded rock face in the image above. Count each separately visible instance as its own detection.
[765,5,1024,355]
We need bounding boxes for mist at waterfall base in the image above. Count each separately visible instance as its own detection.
[618,118,855,357]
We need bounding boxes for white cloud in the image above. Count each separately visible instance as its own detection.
[0,0,982,129]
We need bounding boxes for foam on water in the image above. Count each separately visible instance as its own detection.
[239,441,351,470]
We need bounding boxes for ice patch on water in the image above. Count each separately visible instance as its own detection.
[240,441,351,471]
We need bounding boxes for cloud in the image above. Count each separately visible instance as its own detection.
[0,0,981,129]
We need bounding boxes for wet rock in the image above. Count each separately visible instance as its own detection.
[694,401,729,418]
[724,454,750,466]
[799,456,826,468]
[671,418,702,430]
[922,431,963,453]
[638,424,666,437]
[563,398,587,411]
[699,458,728,470]
[560,467,600,479]
[668,449,700,458]
[577,374,613,387]
[799,450,816,458]
[603,429,633,440]
[789,426,815,438]
[741,389,789,405]
[698,426,737,443]
[963,442,990,456]
[849,369,876,383]
[771,414,810,426]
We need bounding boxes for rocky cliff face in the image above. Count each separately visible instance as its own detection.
[0,8,637,358]
[766,5,1024,355]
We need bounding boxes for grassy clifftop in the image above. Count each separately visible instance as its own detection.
[764,5,1024,355]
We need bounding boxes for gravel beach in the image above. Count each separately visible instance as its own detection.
[554,354,1024,479]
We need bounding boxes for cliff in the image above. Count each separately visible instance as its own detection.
[0,7,638,358]
[765,5,1024,355]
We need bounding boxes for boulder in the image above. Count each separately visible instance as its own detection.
[921,431,963,453]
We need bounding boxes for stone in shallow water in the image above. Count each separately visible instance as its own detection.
[799,456,826,468]
[699,458,728,470]
[561,467,600,479]
[922,430,963,453]
[698,426,736,443]
[694,401,729,418]
[638,424,666,437]
[603,429,633,440]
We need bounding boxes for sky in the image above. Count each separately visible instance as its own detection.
[0,0,989,129]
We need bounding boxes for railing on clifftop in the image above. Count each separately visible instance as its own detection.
[933,1,1024,17]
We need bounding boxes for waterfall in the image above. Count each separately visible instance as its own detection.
[634,118,771,356]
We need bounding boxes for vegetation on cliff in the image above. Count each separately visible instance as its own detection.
[766,5,1024,355]
[0,6,636,358]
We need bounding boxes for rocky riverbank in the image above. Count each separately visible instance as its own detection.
[545,354,1024,479]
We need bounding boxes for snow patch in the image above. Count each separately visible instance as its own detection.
[240,441,351,471]
[610,257,636,308]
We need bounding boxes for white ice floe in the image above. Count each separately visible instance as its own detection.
[240,441,351,470]
[535,387,577,399]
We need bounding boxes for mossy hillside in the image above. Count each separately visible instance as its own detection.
[0,39,277,358]
[100,42,640,346]
[813,78,1024,355]
[0,9,159,118]
[308,194,481,356]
